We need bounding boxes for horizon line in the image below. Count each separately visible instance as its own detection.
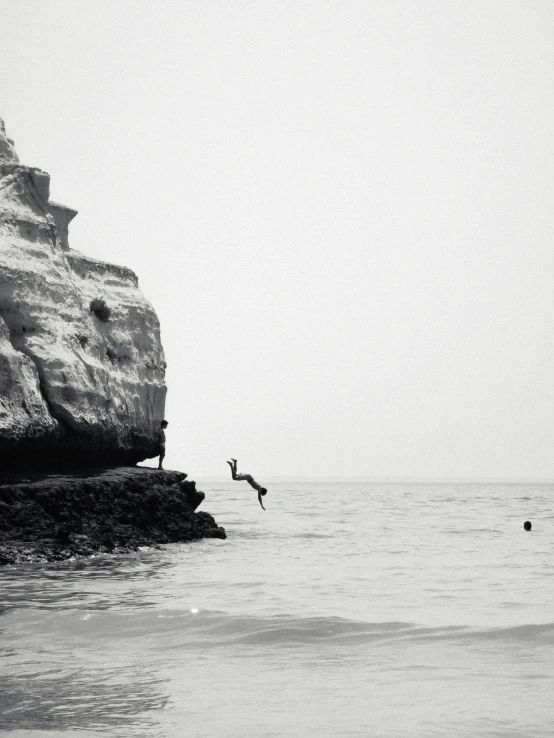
[184,474,554,484]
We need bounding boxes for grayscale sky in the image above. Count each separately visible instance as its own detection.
[1,0,553,478]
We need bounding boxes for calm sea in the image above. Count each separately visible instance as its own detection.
[1,480,553,737]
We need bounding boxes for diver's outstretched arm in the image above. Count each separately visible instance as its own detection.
[258,491,266,510]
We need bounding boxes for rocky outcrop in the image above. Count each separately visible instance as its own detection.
[0,118,166,468]
[0,467,226,564]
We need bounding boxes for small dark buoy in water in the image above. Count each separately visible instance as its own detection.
[523,520,532,531]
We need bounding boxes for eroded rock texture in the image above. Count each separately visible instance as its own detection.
[0,118,166,468]
[0,468,225,565]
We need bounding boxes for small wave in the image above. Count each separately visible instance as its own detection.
[453,622,554,643]
[17,609,554,650]
[448,528,501,535]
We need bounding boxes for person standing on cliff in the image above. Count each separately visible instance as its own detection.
[226,458,267,510]
[157,420,168,470]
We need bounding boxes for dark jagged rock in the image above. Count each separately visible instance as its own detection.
[0,466,225,565]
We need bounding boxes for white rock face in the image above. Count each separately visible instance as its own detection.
[0,118,166,467]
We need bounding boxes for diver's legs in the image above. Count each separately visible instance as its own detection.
[227,460,238,480]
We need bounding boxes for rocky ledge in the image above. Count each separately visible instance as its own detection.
[0,467,226,565]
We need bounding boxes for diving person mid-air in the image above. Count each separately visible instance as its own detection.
[226,458,267,510]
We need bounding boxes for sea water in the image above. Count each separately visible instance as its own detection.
[1,480,553,737]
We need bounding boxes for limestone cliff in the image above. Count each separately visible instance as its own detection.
[0,118,166,468]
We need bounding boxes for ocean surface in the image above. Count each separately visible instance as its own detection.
[1,479,553,737]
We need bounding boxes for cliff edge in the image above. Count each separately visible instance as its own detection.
[0,118,166,468]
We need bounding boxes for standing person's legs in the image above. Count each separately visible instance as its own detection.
[158,445,166,470]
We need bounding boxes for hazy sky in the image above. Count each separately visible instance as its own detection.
[1,0,553,478]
